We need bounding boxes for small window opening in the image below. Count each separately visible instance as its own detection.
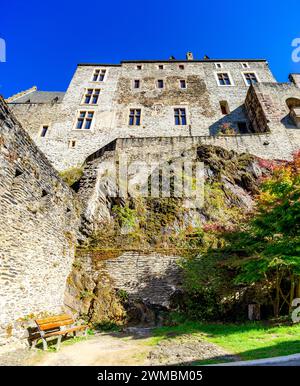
[41,125,49,137]
[220,101,230,115]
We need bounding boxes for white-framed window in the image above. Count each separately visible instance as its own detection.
[215,63,223,69]
[157,79,164,89]
[174,107,187,125]
[74,111,94,130]
[242,71,260,86]
[133,79,140,89]
[40,125,49,137]
[241,62,250,69]
[129,109,141,126]
[92,68,106,82]
[179,79,187,89]
[215,72,234,86]
[82,88,100,105]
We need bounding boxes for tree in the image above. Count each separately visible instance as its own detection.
[234,151,300,317]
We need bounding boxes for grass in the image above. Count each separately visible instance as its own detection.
[151,321,300,364]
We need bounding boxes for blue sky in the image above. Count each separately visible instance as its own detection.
[0,0,300,98]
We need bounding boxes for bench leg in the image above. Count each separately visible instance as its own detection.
[56,335,62,351]
[73,331,77,338]
[42,338,48,351]
[30,339,37,349]
[84,328,88,338]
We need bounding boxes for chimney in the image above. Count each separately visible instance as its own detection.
[186,51,194,61]
[289,73,300,88]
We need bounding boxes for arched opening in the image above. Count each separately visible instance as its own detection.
[286,98,300,128]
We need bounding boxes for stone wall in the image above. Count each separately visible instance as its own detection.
[65,251,182,325]
[0,98,80,345]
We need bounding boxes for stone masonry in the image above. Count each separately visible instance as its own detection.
[0,97,80,345]
[2,54,300,343]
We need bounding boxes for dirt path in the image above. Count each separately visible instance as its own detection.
[0,328,237,366]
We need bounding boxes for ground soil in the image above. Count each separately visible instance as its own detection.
[0,328,237,366]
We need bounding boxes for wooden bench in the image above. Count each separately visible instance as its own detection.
[33,314,88,350]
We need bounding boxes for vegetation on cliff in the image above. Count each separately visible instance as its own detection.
[181,151,300,320]
[68,145,300,324]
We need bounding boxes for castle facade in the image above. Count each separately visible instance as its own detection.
[6,53,300,171]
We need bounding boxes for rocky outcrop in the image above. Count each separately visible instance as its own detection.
[64,143,275,326]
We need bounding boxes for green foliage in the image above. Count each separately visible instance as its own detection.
[181,152,300,319]
[152,321,300,363]
[117,289,129,302]
[59,166,84,187]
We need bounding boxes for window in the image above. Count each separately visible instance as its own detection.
[174,108,187,125]
[40,125,48,137]
[129,109,141,126]
[136,65,142,70]
[217,72,232,86]
[158,64,164,70]
[92,69,106,81]
[215,63,223,69]
[220,101,230,115]
[69,140,76,148]
[133,79,140,89]
[179,64,185,70]
[243,72,259,86]
[76,111,94,130]
[241,62,249,68]
[180,80,186,89]
[237,121,248,133]
[157,79,164,89]
[83,89,100,104]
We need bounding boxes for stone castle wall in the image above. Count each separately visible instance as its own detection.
[8,60,278,170]
[0,98,80,345]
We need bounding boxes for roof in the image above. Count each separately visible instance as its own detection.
[8,91,65,104]
[78,59,268,66]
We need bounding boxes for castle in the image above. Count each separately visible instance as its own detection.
[1,53,300,346]
[6,52,300,172]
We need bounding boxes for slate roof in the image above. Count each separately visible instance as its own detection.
[9,91,65,104]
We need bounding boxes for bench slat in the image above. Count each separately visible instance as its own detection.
[36,314,73,325]
[37,320,74,331]
[43,325,88,338]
